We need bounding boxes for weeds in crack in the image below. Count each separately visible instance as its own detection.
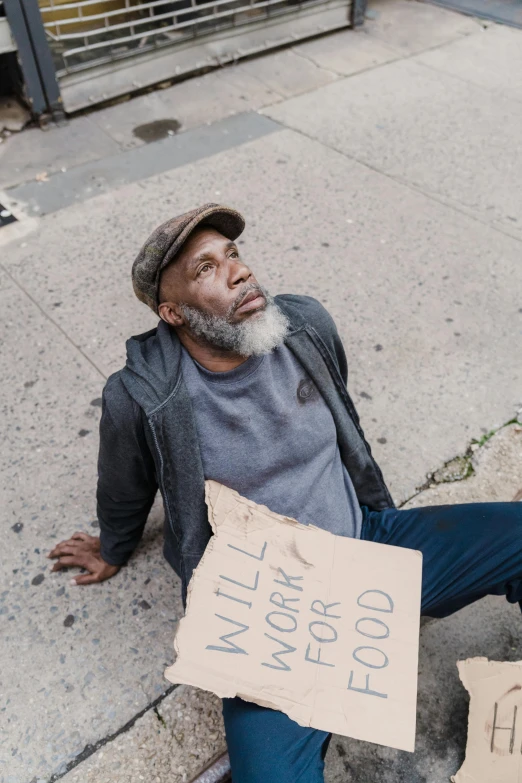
[401,413,521,507]
[154,706,167,728]
[471,418,518,448]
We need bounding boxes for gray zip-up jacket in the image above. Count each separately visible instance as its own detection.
[97,295,394,604]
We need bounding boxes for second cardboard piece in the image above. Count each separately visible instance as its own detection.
[453,657,522,783]
[165,481,422,751]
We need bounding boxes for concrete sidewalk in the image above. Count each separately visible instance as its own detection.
[1,1,522,781]
[56,421,522,783]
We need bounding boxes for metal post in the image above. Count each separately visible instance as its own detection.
[189,752,231,783]
[350,0,367,27]
[3,0,47,115]
[18,0,64,119]
[3,0,63,120]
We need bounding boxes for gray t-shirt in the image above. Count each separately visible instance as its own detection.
[181,344,362,538]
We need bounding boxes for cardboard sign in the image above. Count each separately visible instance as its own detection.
[453,658,522,782]
[165,482,422,751]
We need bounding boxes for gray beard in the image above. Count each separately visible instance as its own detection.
[179,290,289,358]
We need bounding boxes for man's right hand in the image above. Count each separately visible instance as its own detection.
[48,532,121,585]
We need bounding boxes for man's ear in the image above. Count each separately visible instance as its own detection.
[158,301,185,327]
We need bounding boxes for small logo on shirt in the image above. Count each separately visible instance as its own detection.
[297,378,318,405]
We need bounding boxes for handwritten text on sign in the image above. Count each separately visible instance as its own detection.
[452,658,522,783]
[208,537,395,699]
[165,482,422,751]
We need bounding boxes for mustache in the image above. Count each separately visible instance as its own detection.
[228,283,267,316]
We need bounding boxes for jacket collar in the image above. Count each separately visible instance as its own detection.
[121,300,307,414]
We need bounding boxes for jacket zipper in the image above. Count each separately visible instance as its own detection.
[148,416,180,543]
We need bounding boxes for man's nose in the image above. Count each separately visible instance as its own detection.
[229,258,252,287]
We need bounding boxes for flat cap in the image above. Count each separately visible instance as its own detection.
[132,203,245,313]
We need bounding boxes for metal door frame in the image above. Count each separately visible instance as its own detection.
[4,0,63,118]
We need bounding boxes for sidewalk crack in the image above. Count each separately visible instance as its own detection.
[399,414,521,507]
[276,123,522,246]
[291,48,342,78]
[46,685,178,782]
[1,263,108,381]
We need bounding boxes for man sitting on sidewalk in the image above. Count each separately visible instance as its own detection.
[49,203,522,783]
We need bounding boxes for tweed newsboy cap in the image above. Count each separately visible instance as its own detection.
[132,203,245,313]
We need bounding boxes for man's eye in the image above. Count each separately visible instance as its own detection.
[198,264,211,275]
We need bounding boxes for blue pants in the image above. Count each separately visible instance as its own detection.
[223,502,522,783]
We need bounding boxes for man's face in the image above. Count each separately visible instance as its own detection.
[159,227,266,323]
[158,226,289,357]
